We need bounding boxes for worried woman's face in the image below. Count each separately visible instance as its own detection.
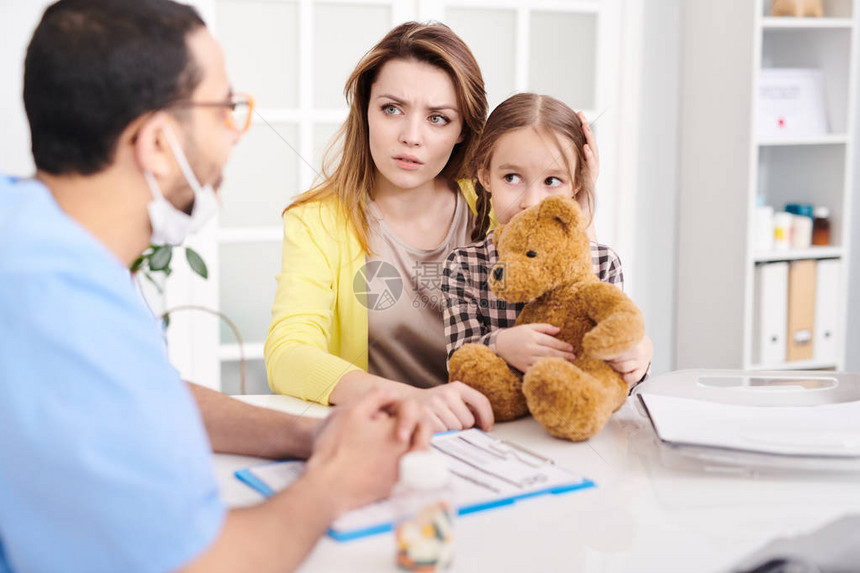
[367,58,464,194]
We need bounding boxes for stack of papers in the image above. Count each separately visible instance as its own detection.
[639,394,860,458]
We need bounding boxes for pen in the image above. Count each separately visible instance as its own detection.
[449,469,501,494]
[458,435,507,459]
[501,439,555,465]
[456,432,555,467]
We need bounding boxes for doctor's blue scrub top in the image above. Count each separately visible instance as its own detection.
[0,175,225,572]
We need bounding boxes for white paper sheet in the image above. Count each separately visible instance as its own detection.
[641,394,860,457]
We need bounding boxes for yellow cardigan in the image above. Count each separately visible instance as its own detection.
[264,180,492,405]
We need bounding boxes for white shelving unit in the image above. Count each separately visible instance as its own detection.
[677,0,857,371]
[761,16,854,28]
[753,246,844,262]
[758,134,849,145]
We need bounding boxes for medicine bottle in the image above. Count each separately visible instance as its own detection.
[772,212,793,250]
[790,214,812,249]
[393,451,455,572]
[812,207,831,246]
[785,203,814,219]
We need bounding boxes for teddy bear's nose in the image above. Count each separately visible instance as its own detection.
[493,266,504,281]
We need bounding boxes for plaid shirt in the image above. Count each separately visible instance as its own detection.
[442,229,624,362]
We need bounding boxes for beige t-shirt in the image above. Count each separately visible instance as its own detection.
[365,192,473,388]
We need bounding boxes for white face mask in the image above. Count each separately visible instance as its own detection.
[144,125,219,246]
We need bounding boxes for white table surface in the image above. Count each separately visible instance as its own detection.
[214,394,860,573]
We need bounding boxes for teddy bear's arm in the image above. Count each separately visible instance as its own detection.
[578,282,646,361]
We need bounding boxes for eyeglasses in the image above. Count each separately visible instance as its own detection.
[171,92,255,134]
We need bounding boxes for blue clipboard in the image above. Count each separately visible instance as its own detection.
[235,429,595,542]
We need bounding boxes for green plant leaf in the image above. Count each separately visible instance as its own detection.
[130,255,145,273]
[149,245,173,271]
[185,247,209,279]
[162,313,171,329]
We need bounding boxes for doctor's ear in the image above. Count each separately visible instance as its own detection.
[129,112,174,178]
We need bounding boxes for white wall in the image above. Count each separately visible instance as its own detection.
[630,0,683,374]
[0,1,53,177]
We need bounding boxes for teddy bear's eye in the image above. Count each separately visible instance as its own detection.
[526,250,537,258]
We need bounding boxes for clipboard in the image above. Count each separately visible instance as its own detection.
[235,428,595,542]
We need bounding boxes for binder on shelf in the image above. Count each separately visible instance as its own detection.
[813,259,840,364]
[754,262,789,366]
[787,260,817,361]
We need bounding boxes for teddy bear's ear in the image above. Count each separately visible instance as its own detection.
[537,195,582,234]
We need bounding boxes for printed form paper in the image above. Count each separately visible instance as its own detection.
[245,428,589,535]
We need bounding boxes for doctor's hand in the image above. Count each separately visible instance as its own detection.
[606,334,653,386]
[306,389,431,515]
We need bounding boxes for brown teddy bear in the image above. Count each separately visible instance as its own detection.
[771,0,823,17]
[448,196,645,441]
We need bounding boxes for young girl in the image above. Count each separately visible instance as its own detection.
[443,93,652,385]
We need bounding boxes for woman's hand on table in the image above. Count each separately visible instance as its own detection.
[331,370,494,434]
[407,382,494,433]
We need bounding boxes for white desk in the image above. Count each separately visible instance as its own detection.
[214,395,860,573]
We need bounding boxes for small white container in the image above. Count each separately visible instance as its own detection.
[772,212,793,250]
[393,451,455,572]
[791,214,813,249]
[753,205,774,251]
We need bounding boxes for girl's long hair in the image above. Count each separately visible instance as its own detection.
[286,22,487,254]
[471,93,594,241]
